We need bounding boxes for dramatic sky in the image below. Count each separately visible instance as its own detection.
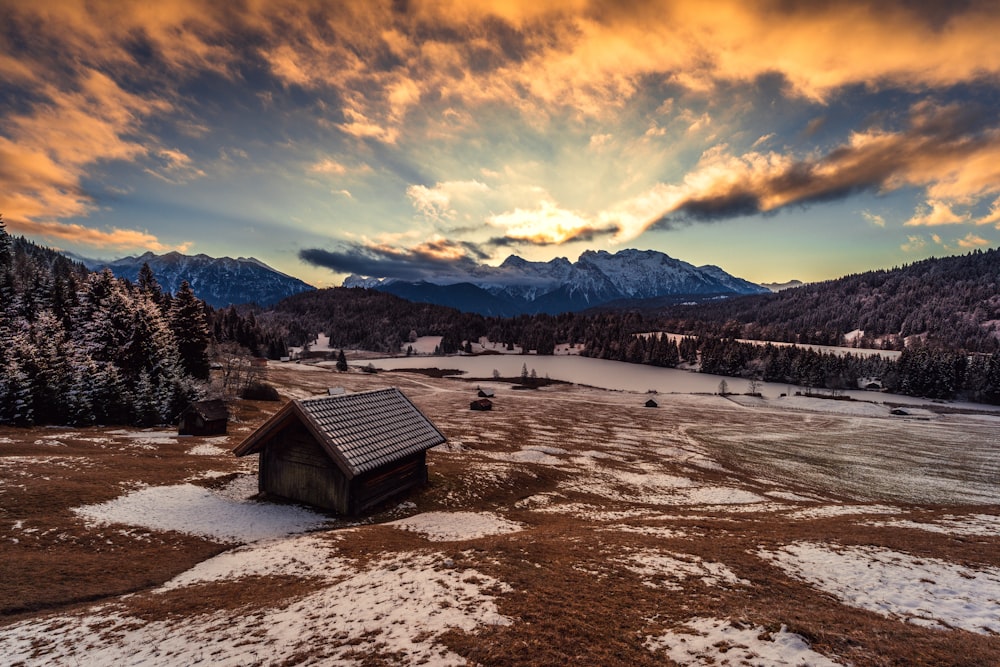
[3,1,1000,287]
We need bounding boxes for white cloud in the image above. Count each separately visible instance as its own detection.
[487,200,597,245]
[901,235,927,252]
[861,210,885,227]
[904,199,971,227]
[977,197,1000,227]
[957,232,990,248]
[310,158,348,175]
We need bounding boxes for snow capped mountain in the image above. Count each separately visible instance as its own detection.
[761,279,805,292]
[342,274,387,289]
[82,251,314,308]
[347,248,768,315]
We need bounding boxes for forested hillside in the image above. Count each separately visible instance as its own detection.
[0,219,280,426]
[654,249,1000,352]
[258,288,488,354]
[256,271,1000,404]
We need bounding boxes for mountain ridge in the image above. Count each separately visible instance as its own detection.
[75,251,315,308]
[344,248,767,315]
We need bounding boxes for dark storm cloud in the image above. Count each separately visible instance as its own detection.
[650,101,1000,230]
[299,239,486,281]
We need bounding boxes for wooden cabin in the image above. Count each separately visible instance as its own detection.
[477,388,495,398]
[644,398,658,408]
[470,398,493,411]
[178,399,229,435]
[232,388,446,515]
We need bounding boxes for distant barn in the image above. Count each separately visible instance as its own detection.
[644,398,658,408]
[178,399,229,436]
[470,398,493,411]
[477,388,495,398]
[233,388,446,515]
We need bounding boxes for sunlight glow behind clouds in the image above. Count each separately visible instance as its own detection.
[2,0,999,279]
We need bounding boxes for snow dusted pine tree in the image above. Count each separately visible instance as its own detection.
[0,216,30,424]
[170,280,211,380]
[0,227,204,426]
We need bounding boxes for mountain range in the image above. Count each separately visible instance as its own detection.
[343,249,769,316]
[75,251,314,308]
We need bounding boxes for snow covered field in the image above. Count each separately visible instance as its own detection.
[1,361,999,665]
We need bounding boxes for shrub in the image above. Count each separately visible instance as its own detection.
[240,382,280,401]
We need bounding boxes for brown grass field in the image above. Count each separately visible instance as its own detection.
[1,361,999,666]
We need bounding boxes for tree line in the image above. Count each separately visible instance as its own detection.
[253,285,1000,404]
[651,248,1000,353]
[0,219,284,426]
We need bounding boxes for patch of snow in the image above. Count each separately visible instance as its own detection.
[389,511,524,541]
[0,550,510,666]
[532,502,661,521]
[483,447,566,465]
[733,394,895,418]
[646,618,844,666]
[759,542,1000,634]
[514,493,558,509]
[766,490,820,502]
[560,467,698,504]
[787,504,900,520]
[604,525,688,539]
[673,487,769,506]
[72,483,330,544]
[618,548,749,590]
[161,532,342,589]
[210,474,261,501]
[0,456,95,474]
[529,445,569,455]
[406,335,442,354]
[862,514,1000,537]
[186,443,228,456]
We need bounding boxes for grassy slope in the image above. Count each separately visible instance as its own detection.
[0,363,998,665]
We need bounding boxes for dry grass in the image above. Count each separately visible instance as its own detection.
[1,362,999,665]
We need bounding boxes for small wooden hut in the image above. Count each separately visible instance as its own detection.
[477,388,495,398]
[470,398,493,411]
[644,398,658,408]
[233,388,446,515]
[177,399,229,435]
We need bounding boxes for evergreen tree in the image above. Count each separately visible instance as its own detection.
[170,280,211,379]
[336,349,348,372]
[0,216,14,314]
[137,261,165,310]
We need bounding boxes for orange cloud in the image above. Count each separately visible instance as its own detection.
[6,218,187,253]
[0,65,176,238]
[618,103,1000,237]
[978,198,1000,227]
[10,1,1000,144]
[904,200,971,227]
[957,232,990,248]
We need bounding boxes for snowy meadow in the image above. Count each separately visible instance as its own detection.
[1,358,999,666]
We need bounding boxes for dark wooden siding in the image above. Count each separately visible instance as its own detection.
[178,415,227,436]
[350,451,427,515]
[261,424,349,513]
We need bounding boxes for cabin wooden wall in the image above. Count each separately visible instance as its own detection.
[178,415,227,436]
[260,423,350,513]
[349,452,428,515]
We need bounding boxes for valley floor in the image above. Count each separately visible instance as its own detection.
[1,362,999,665]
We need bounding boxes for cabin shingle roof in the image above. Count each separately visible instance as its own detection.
[233,387,446,477]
